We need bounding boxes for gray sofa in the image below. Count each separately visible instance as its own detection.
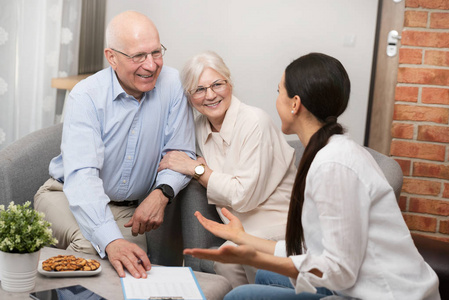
[1,123,448,299]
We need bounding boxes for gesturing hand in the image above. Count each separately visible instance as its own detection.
[195,207,245,244]
[106,239,151,278]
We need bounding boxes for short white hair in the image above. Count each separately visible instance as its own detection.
[105,22,118,49]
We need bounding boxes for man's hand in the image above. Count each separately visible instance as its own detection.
[106,239,151,278]
[124,189,168,235]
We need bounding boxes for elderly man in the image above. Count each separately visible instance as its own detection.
[34,11,195,278]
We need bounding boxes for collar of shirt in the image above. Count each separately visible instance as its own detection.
[203,95,240,146]
[110,68,153,103]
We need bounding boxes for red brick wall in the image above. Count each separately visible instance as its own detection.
[391,0,449,243]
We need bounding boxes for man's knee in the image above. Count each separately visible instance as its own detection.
[34,178,66,213]
[34,180,86,251]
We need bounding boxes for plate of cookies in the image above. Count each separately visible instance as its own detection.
[38,254,102,277]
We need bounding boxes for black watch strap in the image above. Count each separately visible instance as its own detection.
[155,184,174,204]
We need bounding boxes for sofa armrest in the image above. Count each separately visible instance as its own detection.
[0,123,63,207]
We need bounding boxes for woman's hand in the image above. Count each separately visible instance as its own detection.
[195,207,245,244]
[158,151,197,176]
[184,244,257,266]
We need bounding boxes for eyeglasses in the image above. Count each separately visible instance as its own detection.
[189,79,228,99]
[111,45,167,63]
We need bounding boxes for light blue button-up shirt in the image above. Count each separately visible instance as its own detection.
[49,66,195,257]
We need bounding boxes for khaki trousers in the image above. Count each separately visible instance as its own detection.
[34,178,147,255]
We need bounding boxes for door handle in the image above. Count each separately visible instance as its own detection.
[386,30,402,57]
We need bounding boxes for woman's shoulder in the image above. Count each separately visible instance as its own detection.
[315,135,376,170]
[322,134,362,153]
[236,101,275,130]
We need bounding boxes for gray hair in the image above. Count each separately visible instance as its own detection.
[181,51,233,95]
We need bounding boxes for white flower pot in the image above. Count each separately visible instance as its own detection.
[0,249,41,292]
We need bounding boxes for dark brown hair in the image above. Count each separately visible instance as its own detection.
[284,53,350,256]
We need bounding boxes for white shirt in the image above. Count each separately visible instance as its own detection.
[275,135,440,300]
[196,96,297,239]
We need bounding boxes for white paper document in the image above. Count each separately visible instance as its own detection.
[121,266,206,300]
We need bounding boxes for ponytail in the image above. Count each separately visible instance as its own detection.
[286,120,344,256]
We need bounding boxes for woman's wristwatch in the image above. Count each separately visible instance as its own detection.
[194,164,205,180]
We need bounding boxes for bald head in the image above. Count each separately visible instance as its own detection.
[105,11,159,50]
[104,11,164,100]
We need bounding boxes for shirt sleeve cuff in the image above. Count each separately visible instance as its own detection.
[294,272,318,294]
[91,221,124,258]
[290,254,318,294]
[274,240,287,257]
[156,169,191,196]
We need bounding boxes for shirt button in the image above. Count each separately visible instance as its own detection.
[122,180,127,184]
[131,130,136,134]
[128,156,132,160]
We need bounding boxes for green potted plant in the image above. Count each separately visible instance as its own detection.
[0,201,58,292]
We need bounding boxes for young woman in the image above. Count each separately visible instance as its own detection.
[183,53,440,300]
[158,51,297,287]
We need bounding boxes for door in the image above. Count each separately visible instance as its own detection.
[365,0,405,154]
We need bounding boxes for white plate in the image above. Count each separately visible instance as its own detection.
[37,259,102,277]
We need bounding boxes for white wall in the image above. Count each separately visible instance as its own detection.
[105,0,378,144]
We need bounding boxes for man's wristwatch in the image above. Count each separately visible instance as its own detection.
[194,164,205,180]
[155,184,174,204]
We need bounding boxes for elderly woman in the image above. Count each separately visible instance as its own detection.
[158,51,297,287]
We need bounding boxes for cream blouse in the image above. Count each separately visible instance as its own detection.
[195,96,297,239]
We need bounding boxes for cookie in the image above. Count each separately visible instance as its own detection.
[82,259,101,271]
